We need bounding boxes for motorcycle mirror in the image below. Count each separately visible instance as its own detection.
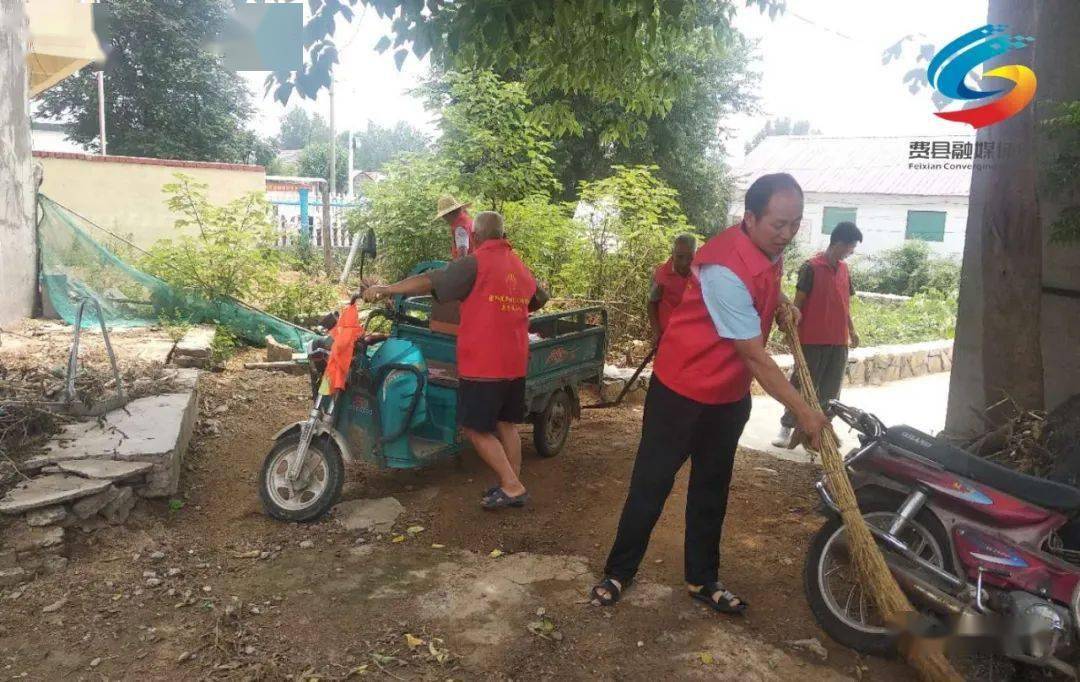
[361,228,377,258]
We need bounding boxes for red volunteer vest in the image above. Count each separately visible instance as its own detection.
[457,239,537,379]
[653,224,783,405]
[449,212,476,259]
[798,253,851,346]
[653,259,690,331]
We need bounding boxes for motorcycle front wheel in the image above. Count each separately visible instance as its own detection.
[259,433,344,523]
[803,490,952,657]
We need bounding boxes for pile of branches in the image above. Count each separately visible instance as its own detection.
[1,355,182,469]
[961,394,1080,479]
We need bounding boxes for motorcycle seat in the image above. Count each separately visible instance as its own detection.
[884,425,1080,513]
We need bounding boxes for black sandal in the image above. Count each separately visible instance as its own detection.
[480,488,528,510]
[590,577,627,606]
[689,582,748,615]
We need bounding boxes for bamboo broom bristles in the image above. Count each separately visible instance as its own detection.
[780,314,961,682]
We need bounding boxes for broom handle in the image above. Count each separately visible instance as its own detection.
[779,311,961,682]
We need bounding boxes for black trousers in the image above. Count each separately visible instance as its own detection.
[780,344,848,428]
[603,376,752,586]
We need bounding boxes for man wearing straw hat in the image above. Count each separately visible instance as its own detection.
[435,195,475,260]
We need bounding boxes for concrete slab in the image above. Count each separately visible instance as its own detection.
[0,475,112,515]
[172,326,215,368]
[740,371,950,464]
[55,460,153,480]
[27,390,198,497]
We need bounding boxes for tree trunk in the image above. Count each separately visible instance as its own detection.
[1033,0,1080,412]
[0,1,36,326]
[946,0,1044,435]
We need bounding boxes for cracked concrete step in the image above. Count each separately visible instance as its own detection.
[172,326,215,368]
[0,475,113,515]
[55,460,153,480]
[23,389,198,497]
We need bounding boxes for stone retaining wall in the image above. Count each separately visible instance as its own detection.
[765,339,953,392]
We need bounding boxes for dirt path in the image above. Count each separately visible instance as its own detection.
[0,352,912,680]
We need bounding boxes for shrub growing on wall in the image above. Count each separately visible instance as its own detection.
[142,174,338,325]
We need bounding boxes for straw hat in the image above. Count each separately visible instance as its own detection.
[433,195,470,221]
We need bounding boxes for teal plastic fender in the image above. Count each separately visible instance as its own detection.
[370,339,428,462]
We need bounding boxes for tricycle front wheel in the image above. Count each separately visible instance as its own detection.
[259,433,344,522]
[533,389,572,458]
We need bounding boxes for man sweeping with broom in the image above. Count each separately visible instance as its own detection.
[589,173,830,614]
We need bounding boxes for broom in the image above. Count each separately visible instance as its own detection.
[780,314,961,682]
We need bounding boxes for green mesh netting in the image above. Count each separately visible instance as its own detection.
[38,195,316,350]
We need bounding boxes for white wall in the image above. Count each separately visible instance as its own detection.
[798,192,967,258]
[729,191,968,259]
[0,1,36,326]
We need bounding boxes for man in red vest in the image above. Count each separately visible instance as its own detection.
[773,221,863,447]
[648,234,696,345]
[364,212,548,510]
[434,195,476,260]
[589,173,829,614]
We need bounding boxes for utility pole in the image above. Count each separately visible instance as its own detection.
[347,128,354,202]
[322,80,335,274]
[96,71,107,155]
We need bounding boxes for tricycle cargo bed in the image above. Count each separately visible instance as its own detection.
[389,301,607,409]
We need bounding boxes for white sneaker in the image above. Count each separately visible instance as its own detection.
[771,426,794,448]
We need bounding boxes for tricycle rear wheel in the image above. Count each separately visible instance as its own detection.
[259,433,344,522]
[533,389,572,458]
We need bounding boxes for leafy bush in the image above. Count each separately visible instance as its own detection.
[563,165,698,341]
[850,241,960,297]
[347,154,463,282]
[501,196,584,291]
[142,174,339,325]
[210,326,239,366]
[852,292,957,346]
[768,291,957,352]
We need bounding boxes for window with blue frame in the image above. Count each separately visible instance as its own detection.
[905,210,947,242]
[822,207,857,234]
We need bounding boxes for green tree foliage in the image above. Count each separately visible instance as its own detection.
[421,71,559,208]
[541,18,755,233]
[268,1,777,122]
[353,121,430,172]
[346,154,461,282]
[850,241,961,297]
[277,108,331,150]
[565,165,697,340]
[38,0,271,163]
[297,133,350,189]
[744,117,821,155]
[142,175,337,324]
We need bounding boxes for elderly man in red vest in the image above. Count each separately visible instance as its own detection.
[364,212,548,510]
[648,234,696,345]
[589,173,829,614]
[773,221,863,447]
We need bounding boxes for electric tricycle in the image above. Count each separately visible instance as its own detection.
[258,267,607,522]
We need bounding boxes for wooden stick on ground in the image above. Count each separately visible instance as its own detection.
[780,315,961,682]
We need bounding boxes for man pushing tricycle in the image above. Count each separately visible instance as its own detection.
[259,210,586,522]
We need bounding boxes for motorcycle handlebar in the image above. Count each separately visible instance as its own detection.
[828,400,886,438]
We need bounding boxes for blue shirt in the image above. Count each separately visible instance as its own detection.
[698,264,762,340]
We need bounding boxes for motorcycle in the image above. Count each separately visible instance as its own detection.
[804,400,1080,678]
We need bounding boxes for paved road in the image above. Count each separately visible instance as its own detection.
[740,372,950,463]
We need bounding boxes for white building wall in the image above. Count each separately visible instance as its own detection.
[730,192,968,259]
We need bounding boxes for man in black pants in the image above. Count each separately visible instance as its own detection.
[590,173,829,614]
